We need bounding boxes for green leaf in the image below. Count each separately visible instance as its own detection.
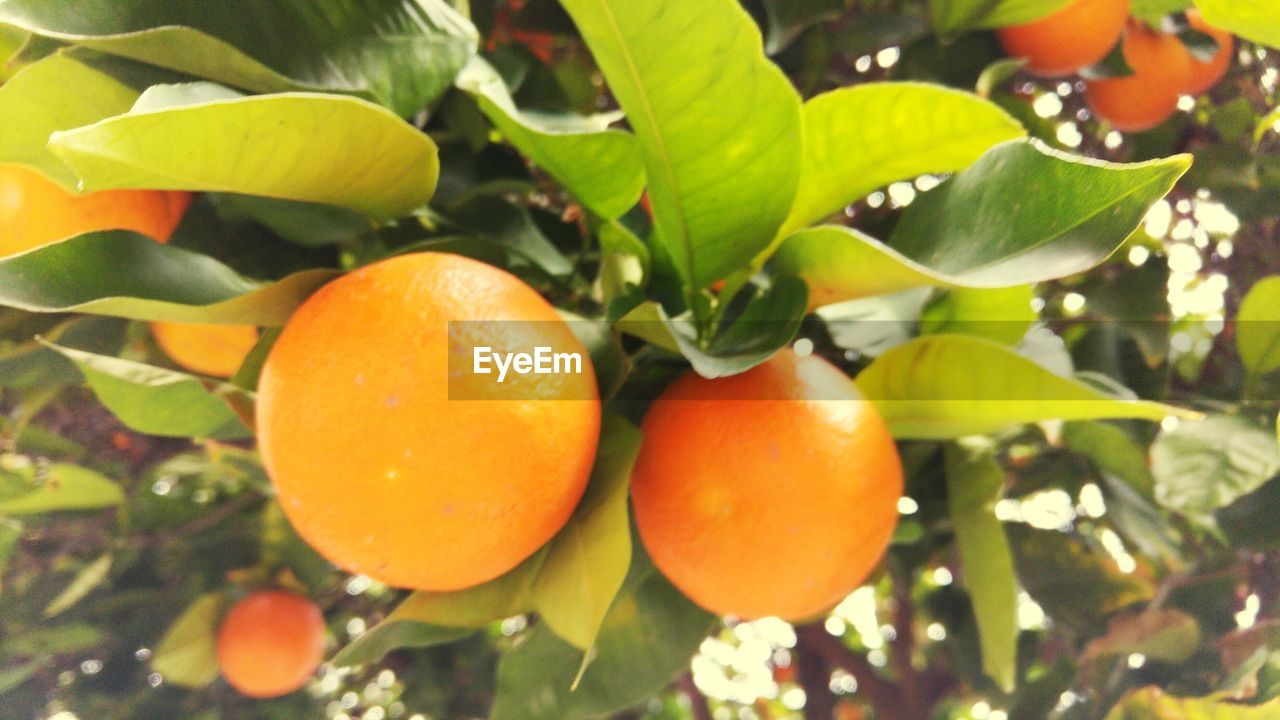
[946,438,1018,693]
[1063,422,1156,497]
[152,593,225,689]
[1105,686,1280,719]
[0,52,138,186]
[761,0,844,54]
[1193,0,1280,50]
[533,416,639,651]
[0,660,40,696]
[0,464,123,515]
[1132,0,1194,25]
[6,623,105,658]
[889,141,1191,287]
[932,0,1073,36]
[619,277,809,378]
[920,285,1036,345]
[1237,276,1280,376]
[455,57,644,220]
[491,569,716,720]
[0,231,337,325]
[1151,415,1280,521]
[781,83,1024,233]
[1082,608,1201,665]
[211,194,374,247]
[559,0,802,288]
[48,93,439,219]
[330,622,474,668]
[0,0,479,117]
[775,141,1187,310]
[43,342,252,440]
[855,335,1196,439]
[44,553,113,617]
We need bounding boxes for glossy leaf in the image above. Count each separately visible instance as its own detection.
[0,464,124,515]
[491,569,716,720]
[889,141,1190,287]
[455,57,644,219]
[1236,276,1280,375]
[532,416,639,651]
[151,593,225,688]
[932,0,1073,36]
[946,438,1018,693]
[49,93,439,218]
[0,232,337,325]
[1193,0,1280,50]
[0,0,478,116]
[44,342,253,440]
[782,83,1024,233]
[855,334,1197,439]
[920,285,1036,345]
[559,0,802,287]
[1151,415,1280,521]
[0,52,138,186]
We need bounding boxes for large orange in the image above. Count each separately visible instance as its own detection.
[216,590,326,698]
[631,349,903,621]
[0,163,191,256]
[1184,10,1234,95]
[1085,24,1192,132]
[257,252,601,591]
[996,0,1130,77]
[151,321,259,378]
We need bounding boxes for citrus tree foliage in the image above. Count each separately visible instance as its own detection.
[3,0,1280,719]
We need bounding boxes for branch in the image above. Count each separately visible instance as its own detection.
[795,623,901,720]
[676,673,713,720]
[795,630,837,720]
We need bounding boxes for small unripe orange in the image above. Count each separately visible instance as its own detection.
[216,590,326,699]
[1084,24,1192,132]
[997,0,1130,77]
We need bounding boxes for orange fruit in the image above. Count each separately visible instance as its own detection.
[996,0,1130,77]
[0,163,191,256]
[216,590,326,698]
[1184,10,1234,95]
[150,322,260,378]
[257,252,601,591]
[1084,24,1192,132]
[630,348,903,621]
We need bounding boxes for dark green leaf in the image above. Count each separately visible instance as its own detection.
[152,593,225,688]
[0,232,337,325]
[0,464,123,515]
[0,0,479,116]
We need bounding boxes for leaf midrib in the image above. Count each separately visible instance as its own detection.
[591,0,695,284]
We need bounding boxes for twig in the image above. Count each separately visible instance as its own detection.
[122,491,264,548]
[795,623,901,720]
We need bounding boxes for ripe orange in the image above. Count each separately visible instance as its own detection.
[216,590,326,698]
[1084,24,1192,132]
[996,0,1130,77]
[630,348,903,621]
[257,252,601,591]
[1184,10,1234,95]
[150,322,259,378]
[0,163,191,256]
